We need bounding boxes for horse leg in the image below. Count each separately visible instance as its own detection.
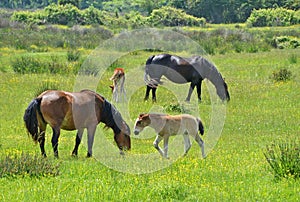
[51,127,60,158]
[186,83,196,102]
[113,80,118,102]
[38,131,47,157]
[151,87,157,102]
[153,135,164,157]
[87,125,97,158]
[163,136,170,159]
[120,77,126,102]
[72,128,84,157]
[183,133,191,156]
[144,85,151,101]
[194,133,206,158]
[196,80,203,102]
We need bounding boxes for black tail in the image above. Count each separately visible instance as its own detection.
[23,97,42,142]
[197,118,204,135]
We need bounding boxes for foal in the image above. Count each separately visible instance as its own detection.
[134,113,205,159]
[110,68,126,102]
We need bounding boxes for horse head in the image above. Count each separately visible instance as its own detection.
[114,120,131,152]
[134,113,151,135]
[216,79,230,102]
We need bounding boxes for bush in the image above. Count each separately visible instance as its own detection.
[272,36,300,49]
[247,8,299,27]
[44,3,82,25]
[81,6,103,25]
[271,68,293,82]
[148,6,206,27]
[264,141,300,180]
[0,153,60,178]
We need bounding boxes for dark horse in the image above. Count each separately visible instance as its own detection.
[144,54,230,102]
[23,89,131,158]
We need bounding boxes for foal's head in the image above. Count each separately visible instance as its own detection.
[133,113,151,135]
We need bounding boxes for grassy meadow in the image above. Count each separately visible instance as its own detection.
[0,43,300,200]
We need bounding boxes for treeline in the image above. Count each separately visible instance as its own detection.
[9,4,300,28]
[1,0,300,24]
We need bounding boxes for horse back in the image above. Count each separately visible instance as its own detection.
[39,90,103,130]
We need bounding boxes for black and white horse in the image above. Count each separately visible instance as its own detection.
[144,54,230,102]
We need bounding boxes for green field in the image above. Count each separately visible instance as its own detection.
[0,46,299,201]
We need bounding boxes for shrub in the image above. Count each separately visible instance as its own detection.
[264,141,300,180]
[272,36,300,49]
[0,153,60,178]
[81,6,103,25]
[271,68,293,82]
[247,8,299,27]
[148,6,206,27]
[44,3,82,25]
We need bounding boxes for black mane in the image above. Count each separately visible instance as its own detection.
[101,99,125,135]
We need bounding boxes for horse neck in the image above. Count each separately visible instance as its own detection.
[148,114,166,132]
[101,100,121,134]
[199,58,225,88]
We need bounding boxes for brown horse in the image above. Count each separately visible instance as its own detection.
[133,113,205,159]
[23,89,131,158]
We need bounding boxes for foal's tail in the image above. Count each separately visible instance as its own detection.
[23,97,43,142]
[197,118,204,135]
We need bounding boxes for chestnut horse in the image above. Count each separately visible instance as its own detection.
[144,54,230,102]
[134,113,205,159]
[109,68,126,102]
[23,89,131,158]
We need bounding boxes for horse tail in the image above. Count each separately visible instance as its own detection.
[197,118,204,135]
[146,55,155,65]
[23,97,43,142]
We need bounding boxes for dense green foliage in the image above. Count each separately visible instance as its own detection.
[1,0,300,23]
[247,8,300,27]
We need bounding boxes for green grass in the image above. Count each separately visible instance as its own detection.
[0,48,299,201]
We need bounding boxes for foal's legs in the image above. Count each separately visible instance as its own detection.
[163,136,170,159]
[153,135,164,157]
[87,125,97,158]
[194,133,206,158]
[183,133,191,156]
[72,128,84,156]
[186,83,196,102]
[51,127,61,158]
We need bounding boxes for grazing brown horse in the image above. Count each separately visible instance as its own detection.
[144,54,230,102]
[23,89,131,158]
[133,113,205,159]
